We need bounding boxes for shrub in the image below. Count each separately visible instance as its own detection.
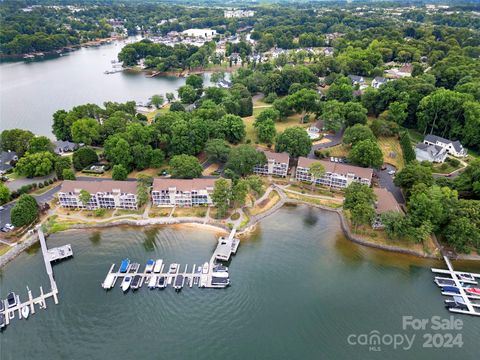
[400,132,416,164]
[48,179,54,184]
[446,158,460,167]
[264,93,278,104]
[94,208,106,217]
[39,183,44,188]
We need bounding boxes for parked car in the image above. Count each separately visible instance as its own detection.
[388,170,396,175]
[0,206,4,211]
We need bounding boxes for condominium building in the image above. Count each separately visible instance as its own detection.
[58,180,138,210]
[224,9,255,18]
[295,157,373,189]
[151,178,221,207]
[253,150,289,177]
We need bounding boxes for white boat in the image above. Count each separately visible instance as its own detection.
[145,259,155,273]
[148,275,157,289]
[21,306,30,319]
[169,263,178,274]
[211,271,229,278]
[121,276,132,292]
[102,273,116,289]
[202,262,209,274]
[153,259,163,273]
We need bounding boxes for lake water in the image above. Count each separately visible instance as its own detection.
[0,205,478,359]
[0,37,212,137]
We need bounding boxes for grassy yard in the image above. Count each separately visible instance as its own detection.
[146,104,170,123]
[287,183,344,199]
[432,161,463,174]
[247,190,281,216]
[115,207,145,216]
[148,207,171,218]
[0,245,11,256]
[285,191,343,208]
[407,128,424,144]
[172,207,208,218]
[322,144,350,157]
[378,136,405,170]
[202,162,219,176]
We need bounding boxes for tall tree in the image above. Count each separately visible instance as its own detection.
[169,155,202,179]
[211,178,231,218]
[275,127,311,158]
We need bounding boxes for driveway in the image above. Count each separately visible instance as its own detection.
[6,173,56,191]
[374,164,405,204]
[308,129,344,159]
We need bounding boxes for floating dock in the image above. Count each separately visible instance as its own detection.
[102,228,239,292]
[0,228,72,329]
[432,256,480,317]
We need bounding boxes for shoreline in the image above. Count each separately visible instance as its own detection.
[2,199,476,269]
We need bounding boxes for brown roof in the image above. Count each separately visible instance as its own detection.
[258,149,289,164]
[297,157,373,180]
[374,188,402,214]
[60,180,137,194]
[152,178,222,192]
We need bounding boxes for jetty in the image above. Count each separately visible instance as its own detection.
[432,256,480,317]
[102,228,240,291]
[0,228,72,328]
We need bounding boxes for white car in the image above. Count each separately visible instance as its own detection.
[388,170,396,175]
[0,206,4,211]
[5,223,14,230]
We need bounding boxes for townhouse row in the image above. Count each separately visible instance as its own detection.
[58,151,372,210]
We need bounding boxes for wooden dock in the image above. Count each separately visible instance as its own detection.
[102,228,239,291]
[0,228,73,328]
[432,256,480,317]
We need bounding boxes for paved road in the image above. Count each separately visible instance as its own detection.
[308,129,344,159]
[6,173,56,191]
[374,164,405,204]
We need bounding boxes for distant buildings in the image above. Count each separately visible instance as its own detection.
[348,75,366,86]
[217,79,232,89]
[0,151,18,175]
[58,180,138,210]
[385,64,413,78]
[181,29,217,40]
[151,178,219,207]
[371,77,388,89]
[423,134,467,158]
[224,9,255,18]
[296,157,373,189]
[415,143,447,163]
[253,150,289,177]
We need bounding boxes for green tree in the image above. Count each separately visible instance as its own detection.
[275,127,311,158]
[15,151,56,177]
[255,119,277,144]
[186,74,203,89]
[28,136,54,153]
[231,179,249,207]
[178,85,197,104]
[343,102,368,126]
[71,118,100,145]
[394,162,434,196]
[255,108,280,124]
[385,101,408,125]
[327,82,354,102]
[150,94,164,109]
[72,147,98,171]
[0,183,10,205]
[348,139,384,168]
[10,194,38,227]
[211,178,231,218]
[0,129,34,157]
[216,114,246,144]
[205,139,230,162]
[320,100,345,132]
[399,132,416,163]
[55,156,72,179]
[104,136,133,170]
[79,189,91,207]
[225,145,267,177]
[169,102,185,112]
[350,203,375,230]
[308,162,326,190]
[210,72,225,84]
[112,164,128,180]
[343,124,375,146]
[288,89,320,121]
[169,155,202,179]
[344,182,376,210]
[166,92,175,103]
[150,149,165,168]
[62,168,76,180]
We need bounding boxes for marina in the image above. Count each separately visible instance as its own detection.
[432,256,480,317]
[0,228,72,329]
[101,229,240,292]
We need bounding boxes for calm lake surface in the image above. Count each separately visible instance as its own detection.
[0,37,212,136]
[0,205,479,359]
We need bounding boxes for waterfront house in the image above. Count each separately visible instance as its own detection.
[415,143,448,163]
[58,180,138,210]
[151,178,221,207]
[295,157,373,189]
[181,29,217,40]
[372,187,403,229]
[371,77,388,89]
[54,140,79,154]
[0,151,18,175]
[253,150,289,177]
[423,134,467,158]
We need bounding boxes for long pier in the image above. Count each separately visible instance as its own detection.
[102,228,240,291]
[432,256,480,317]
[1,228,72,328]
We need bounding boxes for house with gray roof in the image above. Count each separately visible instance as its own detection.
[348,75,365,86]
[415,143,447,163]
[0,151,18,174]
[371,77,388,89]
[423,135,467,158]
[54,140,79,154]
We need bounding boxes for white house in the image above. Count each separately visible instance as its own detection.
[295,157,373,189]
[151,178,222,207]
[224,9,255,18]
[371,77,388,89]
[348,75,365,86]
[253,150,289,177]
[181,29,217,40]
[415,143,448,163]
[423,134,467,158]
[58,180,138,210]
